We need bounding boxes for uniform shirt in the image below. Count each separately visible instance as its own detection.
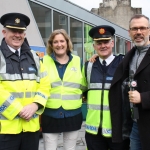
[7,45,21,56]
[99,54,115,66]
[43,52,81,118]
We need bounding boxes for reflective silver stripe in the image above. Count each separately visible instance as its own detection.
[62,94,82,100]
[87,62,93,88]
[25,92,36,98]
[10,92,36,98]
[0,73,40,82]
[89,83,111,89]
[0,95,15,113]
[22,73,40,82]
[0,73,22,80]
[86,124,98,132]
[11,92,24,98]
[0,114,38,120]
[51,81,62,88]
[50,94,82,100]
[87,104,110,110]
[80,85,87,91]
[51,81,83,89]
[40,71,48,78]
[50,94,61,99]
[63,82,81,88]
[102,128,112,135]
[0,50,6,73]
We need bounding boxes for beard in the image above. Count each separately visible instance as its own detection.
[133,35,149,47]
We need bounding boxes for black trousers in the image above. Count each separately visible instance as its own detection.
[85,129,125,150]
[0,131,39,150]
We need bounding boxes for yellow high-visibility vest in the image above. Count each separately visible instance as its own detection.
[84,62,112,137]
[43,54,87,110]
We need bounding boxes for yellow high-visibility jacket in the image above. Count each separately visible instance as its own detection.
[0,40,50,134]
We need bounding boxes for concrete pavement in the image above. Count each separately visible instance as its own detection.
[39,122,86,150]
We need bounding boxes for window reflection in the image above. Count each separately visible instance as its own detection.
[125,40,131,53]
[70,18,83,59]
[29,1,51,46]
[84,24,94,62]
[53,11,68,32]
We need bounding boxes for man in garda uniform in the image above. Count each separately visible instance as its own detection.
[0,13,50,150]
[83,25,125,150]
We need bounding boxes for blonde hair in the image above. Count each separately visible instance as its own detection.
[46,29,73,55]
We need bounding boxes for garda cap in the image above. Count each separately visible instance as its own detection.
[89,25,115,41]
[0,13,30,30]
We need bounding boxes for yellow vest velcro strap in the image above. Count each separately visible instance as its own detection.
[50,94,82,100]
[87,104,110,110]
[88,83,111,89]
[35,92,48,100]
[86,124,99,133]
[102,128,112,137]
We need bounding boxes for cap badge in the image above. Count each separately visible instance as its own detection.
[99,28,105,34]
[15,18,20,24]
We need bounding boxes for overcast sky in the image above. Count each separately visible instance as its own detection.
[69,0,150,18]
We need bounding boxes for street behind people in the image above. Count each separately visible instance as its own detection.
[0,13,50,150]
[41,29,86,150]
[109,14,150,150]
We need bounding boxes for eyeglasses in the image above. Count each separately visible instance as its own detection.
[130,27,149,32]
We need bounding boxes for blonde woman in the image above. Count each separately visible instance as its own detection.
[42,29,86,150]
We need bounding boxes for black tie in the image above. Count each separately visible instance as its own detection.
[15,50,19,57]
[102,60,107,72]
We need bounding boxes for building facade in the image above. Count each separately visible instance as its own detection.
[0,0,132,62]
[91,0,142,30]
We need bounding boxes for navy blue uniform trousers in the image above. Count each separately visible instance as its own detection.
[0,131,39,150]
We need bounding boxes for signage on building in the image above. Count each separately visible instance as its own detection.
[30,46,46,59]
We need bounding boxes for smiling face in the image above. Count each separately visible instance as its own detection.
[93,40,114,59]
[129,17,150,47]
[52,33,68,56]
[2,28,26,49]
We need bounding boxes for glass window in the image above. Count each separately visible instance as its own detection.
[70,18,83,59]
[116,36,126,54]
[53,11,68,32]
[125,40,132,53]
[112,35,115,54]
[84,24,94,62]
[29,1,51,46]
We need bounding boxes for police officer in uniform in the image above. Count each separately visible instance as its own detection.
[83,25,125,150]
[0,13,50,150]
